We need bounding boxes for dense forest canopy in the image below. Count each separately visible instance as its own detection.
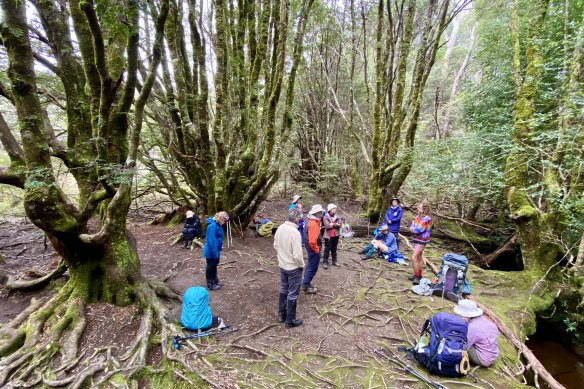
[0,0,583,386]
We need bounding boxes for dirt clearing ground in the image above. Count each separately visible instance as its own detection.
[1,215,527,388]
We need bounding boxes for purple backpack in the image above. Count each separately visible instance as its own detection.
[413,312,470,377]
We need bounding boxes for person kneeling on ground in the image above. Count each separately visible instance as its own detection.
[360,224,398,260]
[274,208,305,328]
[180,286,224,331]
[454,300,499,367]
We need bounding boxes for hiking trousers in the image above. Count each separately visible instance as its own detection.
[205,257,220,285]
[280,267,302,301]
[302,245,321,287]
[323,236,339,264]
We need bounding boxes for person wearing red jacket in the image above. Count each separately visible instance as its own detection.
[301,204,323,294]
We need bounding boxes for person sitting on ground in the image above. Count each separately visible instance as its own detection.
[453,299,499,367]
[274,207,305,328]
[302,204,323,294]
[322,203,342,269]
[182,210,203,249]
[203,211,228,291]
[180,286,224,331]
[385,197,403,249]
[408,201,432,285]
[252,213,266,238]
[360,224,398,260]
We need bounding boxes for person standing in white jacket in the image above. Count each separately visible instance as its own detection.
[274,208,305,328]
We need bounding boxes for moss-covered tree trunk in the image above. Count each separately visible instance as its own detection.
[145,0,315,225]
[505,0,557,271]
[0,0,168,304]
[366,0,451,219]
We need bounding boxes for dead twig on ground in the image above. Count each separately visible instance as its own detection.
[229,324,277,344]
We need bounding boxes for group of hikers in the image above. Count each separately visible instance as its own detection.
[274,194,500,369]
[179,195,500,373]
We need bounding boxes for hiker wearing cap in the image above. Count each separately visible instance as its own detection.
[274,207,305,328]
[454,300,499,367]
[360,224,398,260]
[322,203,342,269]
[203,211,229,291]
[408,202,432,285]
[385,197,403,248]
[302,204,323,294]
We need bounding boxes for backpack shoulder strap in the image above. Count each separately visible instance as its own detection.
[420,318,431,337]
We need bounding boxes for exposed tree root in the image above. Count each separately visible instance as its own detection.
[0,277,234,388]
[5,260,66,291]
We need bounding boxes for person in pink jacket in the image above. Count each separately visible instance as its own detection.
[322,203,342,269]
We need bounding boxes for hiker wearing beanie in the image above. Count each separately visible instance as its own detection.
[301,204,323,294]
[274,208,305,328]
[385,197,403,248]
[408,202,432,285]
[454,300,500,367]
[182,210,203,249]
[322,203,342,269]
[203,211,229,291]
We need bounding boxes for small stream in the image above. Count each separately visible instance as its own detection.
[526,320,584,389]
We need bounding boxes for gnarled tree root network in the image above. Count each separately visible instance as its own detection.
[0,278,223,388]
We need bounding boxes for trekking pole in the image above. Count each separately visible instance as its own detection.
[173,326,239,349]
[374,349,449,389]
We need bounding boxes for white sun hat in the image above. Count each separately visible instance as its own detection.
[453,299,483,318]
[292,194,303,203]
[327,203,337,212]
[186,210,194,218]
[309,204,324,215]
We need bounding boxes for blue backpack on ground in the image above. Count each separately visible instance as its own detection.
[413,312,470,377]
[434,253,471,297]
[181,286,213,331]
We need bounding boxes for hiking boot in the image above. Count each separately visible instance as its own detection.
[361,254,373,261]
[285,299,303,328]
[332,261,341,267]
[208,283,221,291]
[278,293,287,323]
[302,285,317,294]
[409,276,421,285]
[322,261,328,270]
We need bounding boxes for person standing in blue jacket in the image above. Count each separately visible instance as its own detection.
[203,211,229,291]
[385,197,403,248]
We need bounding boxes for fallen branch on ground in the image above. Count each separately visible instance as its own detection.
[467,296,565,389]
